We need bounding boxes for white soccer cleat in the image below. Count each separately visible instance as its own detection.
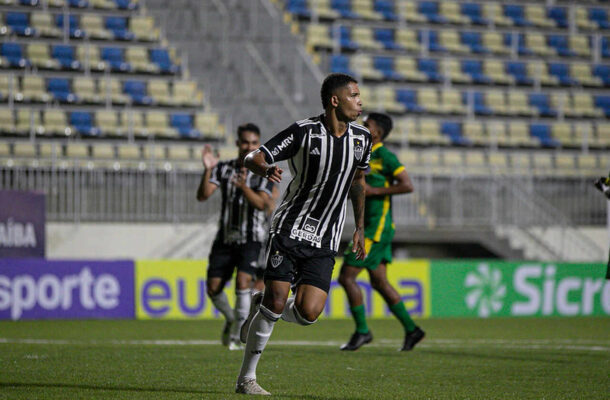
[228,340,244,351]
[240,291,263,344]
[235,378,270,395]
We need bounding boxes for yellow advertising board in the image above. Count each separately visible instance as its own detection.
[135,259,430,320]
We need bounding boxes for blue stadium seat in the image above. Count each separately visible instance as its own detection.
[461,31,488,53]
[506,62,533,85]
[170,113,201,138]
[101,47,131,72]
[602,38,610,58]
[105,16,135,41]
[419,1,448,24]
[418,58,442,82]
[461,3,488,25]
[55,15,83,38]
[52,45,81,70]
[331,0,360,19]
[529,94,557,117]
[374,28,402,50]
[419,30,445,52]
[286,0,311,19]
[593,65,610,86]
[548,7,568,28]
[68,0,89,8]
[114,0,138,10]
[5,12,34,36]
[594,96,610,117]
[330,54,354,75]
[503,4,531,27]
[373,56,403,81]
[337,26,359,51]
[548,63,578,86]
[548,35,575,57]
[1,43,30,68]
[441,122,470,146]
[70,112,101,136]
[123,80,153,105]
[466,92,493,115]
[19,0,39,5]
[48,78,77,103]
[150,48,179,74]
[396,89,424,112]
[462,60,491,84]
[589,8,610,29]
[530,124,559,147]
[374,0,398,21]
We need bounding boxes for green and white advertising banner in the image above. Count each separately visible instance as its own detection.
[430,261,610,318]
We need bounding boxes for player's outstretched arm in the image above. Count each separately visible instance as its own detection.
[366,170,414,197]
[244,150,283,183]
[350,169,367,260]
[196,145,219,201]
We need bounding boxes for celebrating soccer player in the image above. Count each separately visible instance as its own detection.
[235,73,372,395]
[339,113,425,352]
[196,123,275,350]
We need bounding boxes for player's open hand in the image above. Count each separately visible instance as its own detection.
[266,165,283,183]
[232,168,247,189]
[201,144,219,170]
[352,228,366,260]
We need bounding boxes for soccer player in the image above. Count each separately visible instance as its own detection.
[593,172,610,279]
[196,123,275,350]
[338,113,425,352]
[235,73,371,395]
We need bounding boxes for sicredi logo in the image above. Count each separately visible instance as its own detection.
[0,267,120,320]
[511,265,610,316]
[464,264,506,317]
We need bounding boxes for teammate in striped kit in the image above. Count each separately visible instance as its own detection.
[197,123,275,351]
[235,73,372,395]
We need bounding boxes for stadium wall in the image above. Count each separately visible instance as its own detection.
[1,259,608,321]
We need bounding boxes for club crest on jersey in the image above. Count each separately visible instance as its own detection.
[353,139,364,161]
[270,253,283,268]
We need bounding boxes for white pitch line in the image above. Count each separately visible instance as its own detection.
[0,338,608,352]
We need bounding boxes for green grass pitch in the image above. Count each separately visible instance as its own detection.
[0,317,608,399]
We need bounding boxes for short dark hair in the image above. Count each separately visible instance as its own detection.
[366,113,393,139]
[320,73,358,109]
[237,123,260,140]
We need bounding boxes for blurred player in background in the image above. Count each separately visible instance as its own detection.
[339,113,425,352]
[593,172,610,279]
[235,73,371,395]
[253,185,280,293]
[196,123,275,350]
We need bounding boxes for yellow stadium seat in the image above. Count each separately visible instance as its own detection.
[13,142,37,158]
[486,121,510,146]
[43,109,71,136]
[195,112,223,138]
[375,86,406,114]
[551,122,576,147]
[440,89,466,114]
[66,143,90,159]
[126,46,159,74]
[120,111,147,137]
[486,90,508,115]
[31,12,62,37]
[532,152,553,175]
[488,152,509,174]
[570,63,603,88]
[394,29,420,52]
[351,54,384,81]
[482,32,510,55]
[77,45,107,72]
[464,151,486,168]
[18,76,49,103]
[525,33,554,57]
[508,152,531,174]
[173,80,203,107]
[527,61,558,86]
[569,35,591,58]
[117,144,141,159]
[507,91,533,116]
[575,8,597,30]
[74,77,101,104]
[442,150,464,168]
[81,14,113,40]
[439,30,470,54]
[27,43,60,70]
[394,56,426,81]
[418,88,442,114]
[146,112,177,138]
[352,0,384,21]
[439,2,469,24]
[16,109,43,136]
[143,145,166,160]
[550,92,577,118]
[398,148,419,168]
[524,5,554,28]
[573,122,594,148]
[39,142,60,159]
[419,119,450,145]
[96,110,121,136]
[554,154,577,177]
[148,79,175,106]
[508,121,538,147]
[441,58,471,83]
[394,117,416,143]
[483,60,514,85]
[167,145,192,161]
[0,108,16,134]
[305,24,333,52]
[0,142,10,157]
[129,16,160,41]
[359,86,375,110]
[99,78,129,105]
[308,0,340,20]
[396,1,426,23]
[572,93,604,118]
[596,123,610,147]
[352,26,384,50]
[577,153,598,177]
[91,0,117,9]
[483,3,513,26]
[92,144,116,159]
[462,120,487,145]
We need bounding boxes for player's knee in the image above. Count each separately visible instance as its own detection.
[370,277,389,292]
[206,282,222,298]
[294,304,320,325]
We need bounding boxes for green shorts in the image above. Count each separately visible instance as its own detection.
[343,238,392,270]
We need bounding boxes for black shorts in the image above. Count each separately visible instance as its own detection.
[263,234,337,293]
[207,240,262,281]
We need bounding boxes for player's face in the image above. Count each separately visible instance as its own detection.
[236,130,260,161]
[334,82,362,122]
[364,119,382,143]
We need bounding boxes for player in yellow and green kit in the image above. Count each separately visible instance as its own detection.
[339,113,425,351]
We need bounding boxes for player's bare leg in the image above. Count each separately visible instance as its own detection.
[339,264,373,350]
[207,277,234,346]
[368,264,425,351]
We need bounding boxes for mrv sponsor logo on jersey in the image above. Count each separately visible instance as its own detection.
[0,260,134,320]
[270,135,293,156]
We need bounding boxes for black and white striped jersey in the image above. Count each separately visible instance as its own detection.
[260,114,372,252]
[209,159,275,244]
